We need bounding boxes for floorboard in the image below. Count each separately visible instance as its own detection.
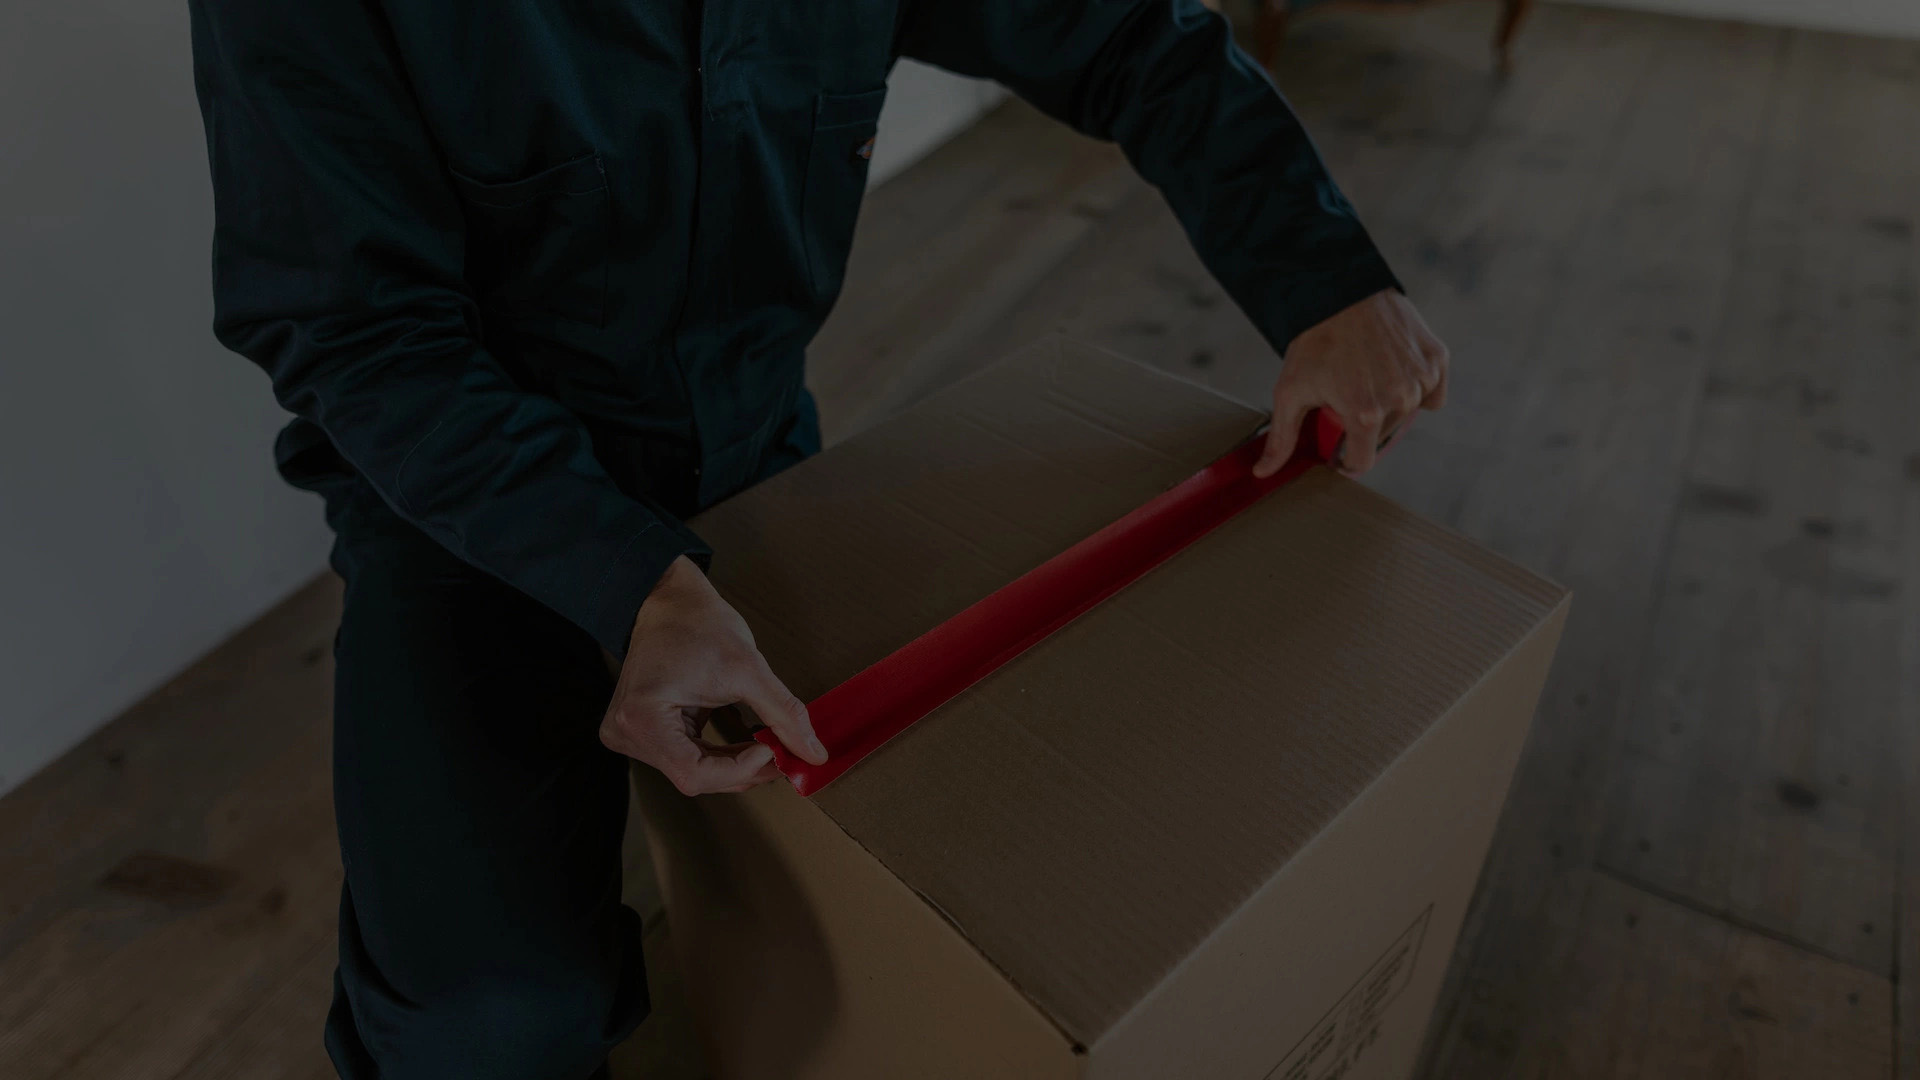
[1535,868,1892,1077]
[1899,373,1920,1079]
[1416,13,1797,1076]
[1594,26,1919,976]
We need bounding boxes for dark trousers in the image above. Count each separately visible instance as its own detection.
[320,478,645,1080]
[314,392,820,1079]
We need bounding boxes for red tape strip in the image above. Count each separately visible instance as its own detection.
[757,409,1347,796]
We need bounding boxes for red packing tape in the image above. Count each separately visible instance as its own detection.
[757,409,1348,795]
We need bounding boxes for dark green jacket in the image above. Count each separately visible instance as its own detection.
[188,0,1398,657]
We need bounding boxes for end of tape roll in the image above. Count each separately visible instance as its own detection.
[754,728,834,796]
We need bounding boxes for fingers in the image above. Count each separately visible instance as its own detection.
[1340,349,1433,473]
[1419,337,1450,411]
[1339,408,1386,474]
[1255,386,1312,479]
[1378,412,1415,453]
[1345,395,1430,473]
[609,705,785,796]
[672,740,781,796]
[739,657,829,766]
[612,569,825,791]
[1352,333,1444,470]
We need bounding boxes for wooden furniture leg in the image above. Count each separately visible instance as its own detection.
[1495,0,1536,75]
[1256,0,1290,69]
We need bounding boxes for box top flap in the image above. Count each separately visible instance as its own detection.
[691,338,1566,1045]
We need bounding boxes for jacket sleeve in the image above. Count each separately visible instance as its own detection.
[188,0,705,658]
[896,0,1400,355]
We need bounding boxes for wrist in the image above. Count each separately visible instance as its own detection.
[649,554,700,598]
[628,556,698,650]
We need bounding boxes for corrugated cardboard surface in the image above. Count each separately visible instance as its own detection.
[1086,601,1568,1079]
[692,338,1567,1052]
[632,762,1080,1080]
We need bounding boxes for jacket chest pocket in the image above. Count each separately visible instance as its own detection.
[802,88,886,301]
[450,153,611,327]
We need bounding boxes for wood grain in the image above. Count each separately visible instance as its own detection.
[1594,27,1919,976]
[1536,868,1891,1077]
[0,672,340,1078]
[1411,14,1809,1076]
[1900,335,1920,1079]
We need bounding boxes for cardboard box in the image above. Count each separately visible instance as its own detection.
[633,338,1569,1080]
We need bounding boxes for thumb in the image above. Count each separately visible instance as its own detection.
[1255,387,1312,478]
[741,657,829,766]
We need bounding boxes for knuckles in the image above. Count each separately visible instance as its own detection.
[706,634,759,673]
[602,704,642,736]
[597,715,627,750]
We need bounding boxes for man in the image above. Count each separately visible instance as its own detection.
[189,0,1447,1075]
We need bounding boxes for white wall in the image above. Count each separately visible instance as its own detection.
[871,62,1006,186]
[0,0,334,796]
[0,13,998,796]
[1559,0,1920,39]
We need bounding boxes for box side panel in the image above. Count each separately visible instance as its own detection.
[1087,601,1569,1080]
[633,765,1082,1080]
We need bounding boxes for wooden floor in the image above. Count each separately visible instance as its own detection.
[3,3,1917,1076]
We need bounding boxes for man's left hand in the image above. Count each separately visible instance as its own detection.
[1254,289,1449,478]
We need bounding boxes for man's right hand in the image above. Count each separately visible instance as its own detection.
[600,556,828,795]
